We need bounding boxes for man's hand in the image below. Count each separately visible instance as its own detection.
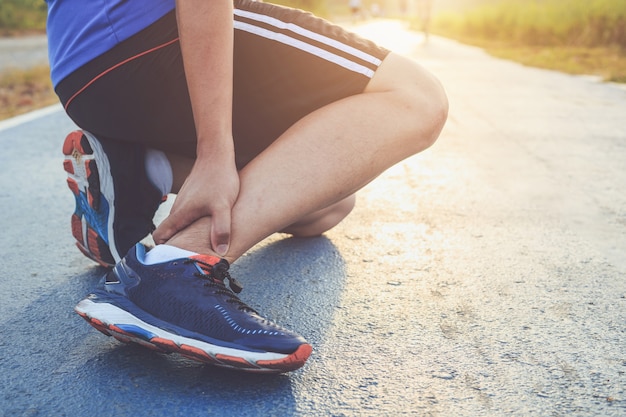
[154,0,237,256]
[153,153,239,256]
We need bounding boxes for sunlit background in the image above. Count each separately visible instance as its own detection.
[1,0,625,120]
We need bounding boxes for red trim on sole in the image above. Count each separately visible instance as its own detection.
[76,308,312,373]
[256,344,313,372]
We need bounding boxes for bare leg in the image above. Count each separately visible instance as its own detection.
[168,151,356,235]
[166,53,448,263]
[279,194,356,237]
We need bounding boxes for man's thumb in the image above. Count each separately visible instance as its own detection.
[211,210,231,257]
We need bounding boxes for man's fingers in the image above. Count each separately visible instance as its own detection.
[153,210,193,245]
[153,217,177,244]
[211,208,232,257]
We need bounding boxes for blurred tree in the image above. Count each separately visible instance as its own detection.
[0,0,47,33]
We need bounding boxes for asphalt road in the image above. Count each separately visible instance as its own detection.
[0,35,48,72]
[1,20,625,416]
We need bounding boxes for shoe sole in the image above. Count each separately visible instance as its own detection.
[63,131,118,267]
[75,297,312,373]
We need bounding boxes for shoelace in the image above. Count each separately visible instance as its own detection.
[185,258,254,313]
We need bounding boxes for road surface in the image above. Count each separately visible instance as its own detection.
[0,35,48,72]
[1,20,625,416]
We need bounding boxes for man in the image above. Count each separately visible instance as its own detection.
[48,0,448,373]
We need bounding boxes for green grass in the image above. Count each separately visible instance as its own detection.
[432,0,626,47]
[422,0,626,82]
[486,44,626,83]
[0,66,57,120]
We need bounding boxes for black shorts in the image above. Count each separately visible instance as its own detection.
[55,0,390,169]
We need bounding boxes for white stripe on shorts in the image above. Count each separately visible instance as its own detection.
[234,9,381,78]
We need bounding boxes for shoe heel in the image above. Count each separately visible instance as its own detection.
[86,226,115,266]
[63,131,101,210]
[73,226,115,267]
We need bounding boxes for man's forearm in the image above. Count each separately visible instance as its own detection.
[176,0,235,159]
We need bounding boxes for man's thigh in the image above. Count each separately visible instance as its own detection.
[231,0,389,168]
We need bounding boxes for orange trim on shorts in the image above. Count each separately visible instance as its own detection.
[63,37,180,111]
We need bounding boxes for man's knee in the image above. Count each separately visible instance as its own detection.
[367,52,449,153]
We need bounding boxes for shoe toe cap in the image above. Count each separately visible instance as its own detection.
[235,330,309,355]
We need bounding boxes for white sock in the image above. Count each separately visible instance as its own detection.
[144,148,173,196]
[143,244,197,265]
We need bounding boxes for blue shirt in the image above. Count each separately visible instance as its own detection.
[46,0,175,86]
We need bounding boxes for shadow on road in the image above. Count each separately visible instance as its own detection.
[0,234,346,416]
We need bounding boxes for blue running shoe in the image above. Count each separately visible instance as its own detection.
[63,131,164,267]
[75,244,313,373]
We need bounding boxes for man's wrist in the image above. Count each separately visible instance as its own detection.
[195,133,235,160]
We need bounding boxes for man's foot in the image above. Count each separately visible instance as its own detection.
[75,244,312,373]
[62,131,164,267]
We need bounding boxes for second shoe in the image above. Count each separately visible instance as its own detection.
[63,130,165,266]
